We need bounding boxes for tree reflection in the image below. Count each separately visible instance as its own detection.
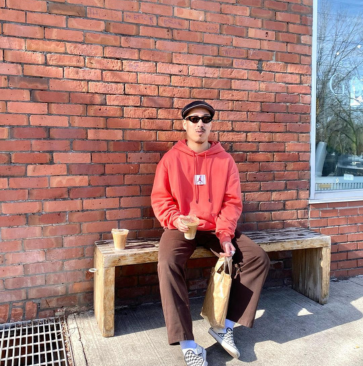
[316,0,363,163]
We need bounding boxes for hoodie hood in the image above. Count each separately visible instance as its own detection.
[173,140,225,156]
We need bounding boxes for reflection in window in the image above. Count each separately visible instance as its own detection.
[316,0,363,191]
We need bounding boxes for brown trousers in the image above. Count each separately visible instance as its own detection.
[157,229,270,345]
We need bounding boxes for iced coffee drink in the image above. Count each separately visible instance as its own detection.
[112,229,129,250]
[181,215,199,240]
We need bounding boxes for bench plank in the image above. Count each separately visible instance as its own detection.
[95,228,330,268]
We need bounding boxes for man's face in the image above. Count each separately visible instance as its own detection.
[183,107,212,145]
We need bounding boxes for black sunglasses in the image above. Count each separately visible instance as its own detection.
[185,115,213,124]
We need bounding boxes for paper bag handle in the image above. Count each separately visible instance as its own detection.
[210,249,233,275]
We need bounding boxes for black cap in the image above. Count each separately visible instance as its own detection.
[181,101,215,119]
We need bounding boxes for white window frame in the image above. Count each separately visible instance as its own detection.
[310,0,363,203]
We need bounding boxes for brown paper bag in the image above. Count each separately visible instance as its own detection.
[200,251,233,329]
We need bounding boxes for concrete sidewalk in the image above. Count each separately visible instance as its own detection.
[68,277,363,366]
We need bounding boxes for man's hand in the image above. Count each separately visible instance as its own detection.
[174,215,189,233]
[220,241,235,257]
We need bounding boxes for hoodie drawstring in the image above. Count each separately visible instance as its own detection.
[194,154,199,204]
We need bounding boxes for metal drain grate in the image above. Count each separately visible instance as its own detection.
[0,317,72,366]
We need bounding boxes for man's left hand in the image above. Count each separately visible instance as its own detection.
[220,241,235,257]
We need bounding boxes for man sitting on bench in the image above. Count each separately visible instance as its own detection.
[151,101,270,366]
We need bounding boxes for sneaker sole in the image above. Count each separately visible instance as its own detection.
[208,328,240,359]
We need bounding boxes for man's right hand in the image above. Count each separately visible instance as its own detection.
[174,215,189,233]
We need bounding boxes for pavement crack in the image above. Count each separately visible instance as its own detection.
[74,315,89,366]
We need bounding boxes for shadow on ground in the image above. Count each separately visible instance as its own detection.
[69,278,363,366]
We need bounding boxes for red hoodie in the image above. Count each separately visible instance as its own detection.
[151,140,242,244]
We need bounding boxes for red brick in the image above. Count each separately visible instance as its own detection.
[68,17,105,31]
[25,301,38,320]
[140,26,171,40]
[70,93,105,105]
[46,272,83,286]
[5,275,45,290]
[248,50,274,60]
[140,2,172,16]
[83,198,119,210]
[26,164,66,177]
[86,58,121,71]
[11,153,49,164]
[0,63,21,75]
[46,28,83,43]
[140,49,171,63]
[81,220,118,233]
[24,261,63,275]
[49,104,85,116]
[275,52,300,63]
[0,141,30,153]
[32,141,70,151]
[49,176,89,188]
[124,12,156,25]
[87,129,122,141]
[63,234,99,248]
[7,0,46,11]
[288,23,312,35]
[288,44,311,55]
[105,0,138,11]
[73,141,107,153]
[250,7,274,19]
[0,265,23,279]
[87,105,122,117]
[28,285,66,299]
[124,130,157,141]
[88,81,124,94]
[49,128,86,140]
[6,23,41,41]
[5,52,42,68]
[66,43,103,57]
[68,281,93,294]
[49,79,87,92]
[5,250,44,264]
[87,6,121,21]
[49,3,85,16]
[2,201,42,215]
[27,12,66,27]
[69,211,105,223]
[28,213,66,226]
[1,240,22,255]
[8,102,47,114]
[275,33,298,44]
[106,96,140,108]
[0,35,25,50]
[43,224,81,237]
[189,43,218,55]
[43,200,82,212]
[0,215,26,228]
[63,258,93,271]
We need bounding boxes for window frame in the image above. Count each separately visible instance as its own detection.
[310,0,363,202]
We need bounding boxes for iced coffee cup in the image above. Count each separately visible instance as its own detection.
[111,229,129,250]
[181,215,199,240]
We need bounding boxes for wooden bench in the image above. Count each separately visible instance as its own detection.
[93,227,331,337]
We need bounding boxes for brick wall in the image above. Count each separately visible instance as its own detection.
[0,0,317,323]
[310,202,363,279]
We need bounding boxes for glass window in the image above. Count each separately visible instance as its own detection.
[315,0,363,194]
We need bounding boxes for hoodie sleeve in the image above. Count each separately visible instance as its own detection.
[151,157,180,229]
[215,159,242,244]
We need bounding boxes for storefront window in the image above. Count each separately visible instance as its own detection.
[315,0,363,193]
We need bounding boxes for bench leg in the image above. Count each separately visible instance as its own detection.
[94,247,115,337]
[292,247,331,305]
